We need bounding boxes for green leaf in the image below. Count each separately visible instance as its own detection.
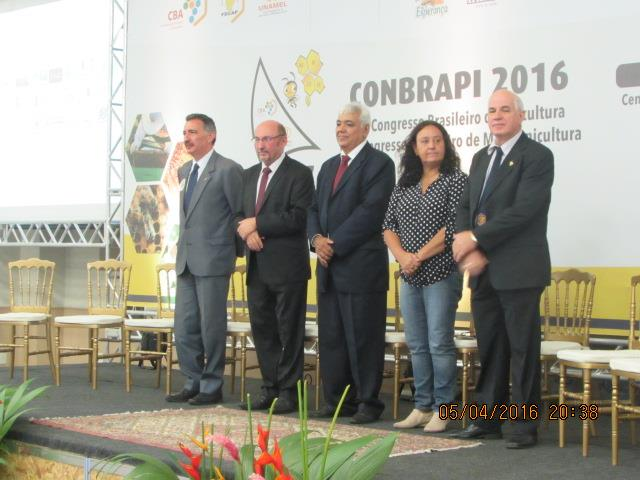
[331,433,397,480]
[308,435,379,479]
[94,453,178,479]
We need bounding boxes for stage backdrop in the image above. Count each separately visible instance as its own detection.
[123,0,640,333]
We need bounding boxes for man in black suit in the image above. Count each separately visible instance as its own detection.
[451,89,554,448]
[308,102,395,424]
[236,120,314,414]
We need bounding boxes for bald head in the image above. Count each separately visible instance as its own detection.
[254,120,287,165]
[488,89,525,145]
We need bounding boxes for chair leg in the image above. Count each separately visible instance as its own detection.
[9,325,15,379]
[22,326,29,381]
[393,345,400,420]
[630,381,637,446]
[315,348,320,411]
[91,332,99,390]
[240,336,247,402]
[582,368,591,457]
[88,329,93,384]
[462,351,469,429]
[166,336,173,396]
[612,373,619,466]
[125,330,131,393]
[156,333,162,389]
[559,362,566,448]
[45,320,56,381]
[55,326,61,386]
[229,335,237,394]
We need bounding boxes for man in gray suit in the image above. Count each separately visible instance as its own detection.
[166,113,243,405]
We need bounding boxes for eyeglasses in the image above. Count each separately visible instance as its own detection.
[252,134,284,143]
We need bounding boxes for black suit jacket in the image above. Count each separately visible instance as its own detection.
[237,155,314,286]
[308,142,396,294]
[456,133,554,290]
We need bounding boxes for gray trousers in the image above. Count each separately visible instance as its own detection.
[174,270,229,395]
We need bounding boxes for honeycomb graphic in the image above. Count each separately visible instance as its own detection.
[295,49,324,106]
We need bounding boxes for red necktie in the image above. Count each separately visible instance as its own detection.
[332,155,350,193]
[255,167,271,214]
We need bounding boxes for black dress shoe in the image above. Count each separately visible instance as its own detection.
[350,411,379,425]
[506,433,537,449]
[239,394,275,411]
[188,391,223,406]
[449,423,502,439]
[311,406,357,419]
[166,389,199,403]
[272,397,296,415]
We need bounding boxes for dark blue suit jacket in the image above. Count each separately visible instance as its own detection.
[308,142,395,293]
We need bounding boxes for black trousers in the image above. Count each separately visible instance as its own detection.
[471,272,543,434]
[247,274,307,402]
[317,284,387,417]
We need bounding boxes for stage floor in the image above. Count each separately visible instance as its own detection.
[2,363,639,479]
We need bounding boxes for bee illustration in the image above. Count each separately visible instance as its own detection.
[282,72,298,108]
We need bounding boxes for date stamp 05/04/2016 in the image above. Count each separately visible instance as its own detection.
[438,403,599,421]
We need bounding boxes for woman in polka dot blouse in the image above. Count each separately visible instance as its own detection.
[383,120,467,433]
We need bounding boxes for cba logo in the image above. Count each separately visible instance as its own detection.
[183,0,207,26]
[415,0,448,18]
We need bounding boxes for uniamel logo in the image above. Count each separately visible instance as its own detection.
[167,0,207,27]
[221,0,245,23]
[416,0,448,18]
[257,0,288,17]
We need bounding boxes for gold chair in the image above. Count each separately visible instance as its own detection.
[454,316,478,428]
[226,264,259,400]
[384,270,413,420]
[541,269,594,401]
[303,318,321,410]
[124,263,175,395]
[557,270,640,456]
[0,258,55,381]
[610,275,640,465]
[54,260,131,389]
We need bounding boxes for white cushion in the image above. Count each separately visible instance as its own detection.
[124,318,174,329]
[541,340,584,356]
[226,321,252,333]
[0,312,47,322]
[557,348,640,363]
[455,336,478,349]
[304,323,318,337]
[610,358,640,374]
[55,314,122,325]
[385,331,406,344]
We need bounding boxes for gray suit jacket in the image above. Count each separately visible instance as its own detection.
[176,150,243,277]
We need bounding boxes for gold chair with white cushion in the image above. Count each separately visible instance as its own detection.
[384,270,413,420]
[541,269,595,402]
[557,273,640,456]
[303,319,321,410]
[124,263,175,395]
[54,260,131,389]
[0,258,55,381]
[610,275,640,465]
[454,316,478,429]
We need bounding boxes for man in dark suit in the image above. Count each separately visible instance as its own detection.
[236,120,314,414]
[451,89,554,448]
[166,113,243,405]
[308,102,395,424]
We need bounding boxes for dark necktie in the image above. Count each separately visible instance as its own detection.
[478,146,503,206]
[183,163,199,214]
[332,155,350,193]
[255,167,272,214]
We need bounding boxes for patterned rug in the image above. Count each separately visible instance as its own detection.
[31,406,479,458]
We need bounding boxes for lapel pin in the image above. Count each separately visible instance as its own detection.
[508,161,514,166]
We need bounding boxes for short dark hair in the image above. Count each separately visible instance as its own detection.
[397,120,460,187]
[185,113,216,133]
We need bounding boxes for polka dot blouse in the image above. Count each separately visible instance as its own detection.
[382,169,468,287]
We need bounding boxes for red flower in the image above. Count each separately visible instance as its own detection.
[178,441,202,479]
[272,440,283,473]
[257,424,269,453]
